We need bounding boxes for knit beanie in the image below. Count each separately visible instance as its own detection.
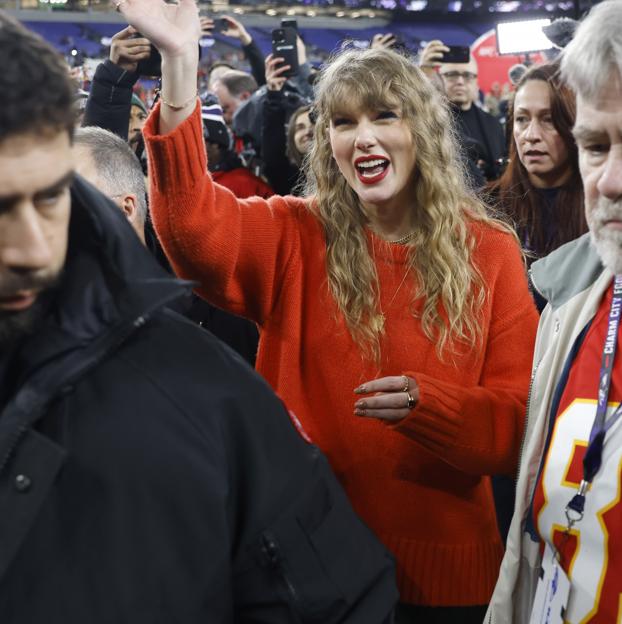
[131,93,148,115]
[201,102,230,149]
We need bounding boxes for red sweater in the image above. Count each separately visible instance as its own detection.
[145,103,539,606]
[212,167,273,199]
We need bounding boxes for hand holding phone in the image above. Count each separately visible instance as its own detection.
[265,53,290,91]
[271,27,299,78]
[109,26,151,73]
[213,15,252,46]
[214,17,229,33]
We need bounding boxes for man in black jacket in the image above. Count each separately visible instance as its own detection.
[438,55,506,182]
[0,12,397,622]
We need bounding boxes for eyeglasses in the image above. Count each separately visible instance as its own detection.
[440,71,478,82]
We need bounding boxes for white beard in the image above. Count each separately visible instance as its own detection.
[588,197,622,275]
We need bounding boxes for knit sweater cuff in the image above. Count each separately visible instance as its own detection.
[143,100,206,195]
[393,370,522,475]
[395,372,463,448]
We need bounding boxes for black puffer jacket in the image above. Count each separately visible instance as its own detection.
[0,177,398,623]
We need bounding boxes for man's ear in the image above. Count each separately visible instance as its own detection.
[120,194,138,222]
[239,91,252,102]
[119,193,146,244]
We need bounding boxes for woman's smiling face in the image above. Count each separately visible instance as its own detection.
[329,103,417,215]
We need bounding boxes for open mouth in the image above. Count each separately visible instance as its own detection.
[0,290,37,311]
[524,150,547,157]
[354,156,390,184]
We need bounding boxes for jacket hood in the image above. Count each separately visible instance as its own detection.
[16,176,190,381]
[530,232,605,310]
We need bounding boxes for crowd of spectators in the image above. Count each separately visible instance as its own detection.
[4,1,620,620]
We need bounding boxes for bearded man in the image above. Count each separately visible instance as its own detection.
[0,12,397,622]
[486,2,622,622]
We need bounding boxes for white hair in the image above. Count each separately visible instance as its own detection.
[561,0,622,100]
[74,126,148,223]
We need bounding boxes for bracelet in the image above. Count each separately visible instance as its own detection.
[159,92,198,111]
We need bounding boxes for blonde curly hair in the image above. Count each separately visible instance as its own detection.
[304,47,505,362]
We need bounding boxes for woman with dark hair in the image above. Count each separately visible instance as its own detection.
[486,61,586,547]
[286,105,313,168]
[119,0,539,619]
[489,62,587,271]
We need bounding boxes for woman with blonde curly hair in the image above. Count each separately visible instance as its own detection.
[123,0,539,620]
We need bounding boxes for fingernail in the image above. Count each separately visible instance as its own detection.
[354,385,366,394]
[355,401,366,409]
[354,409,365,416]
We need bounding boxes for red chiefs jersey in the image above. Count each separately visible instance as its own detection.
[533,281,622,623]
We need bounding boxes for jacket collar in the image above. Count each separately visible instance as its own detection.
[530,232,606,310]
[14,175,191,383]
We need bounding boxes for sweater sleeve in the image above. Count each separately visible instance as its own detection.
[143,101,304,325]
[394,230,539,477]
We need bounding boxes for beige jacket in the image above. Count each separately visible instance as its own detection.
[485,233,612,623]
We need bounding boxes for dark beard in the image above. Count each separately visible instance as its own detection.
[0,272,61,349]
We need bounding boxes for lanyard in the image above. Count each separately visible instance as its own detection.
[565,274,622,529]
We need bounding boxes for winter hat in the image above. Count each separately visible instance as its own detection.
[201,102,230,149]
[131,93,148,115]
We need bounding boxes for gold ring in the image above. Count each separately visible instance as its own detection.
[406,392,416,409]
[401,375,409,392]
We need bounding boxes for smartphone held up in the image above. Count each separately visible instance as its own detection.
[271,26,299,78]
[441,45,470,64]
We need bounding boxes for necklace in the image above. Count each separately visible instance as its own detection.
[388,231,415,245]
[370,237,411,333]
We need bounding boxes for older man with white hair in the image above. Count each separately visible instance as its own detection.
[486,2,622,622]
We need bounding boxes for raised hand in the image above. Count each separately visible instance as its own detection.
[371,33,397,50]
[265,53,289,92]
[109,26,150,72]
[114,0,201,59]
[418,39,449,70]
[219,15,252,46]
[199,16,214,37]
[115,0,201,132]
